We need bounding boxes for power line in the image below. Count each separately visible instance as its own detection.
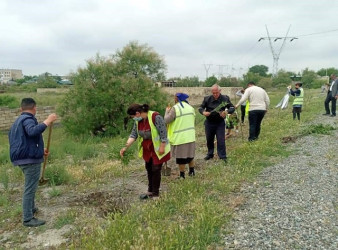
[295,28,338,37]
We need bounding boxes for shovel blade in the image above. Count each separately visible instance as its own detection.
[162,166,171,176]
[39,178,49,186]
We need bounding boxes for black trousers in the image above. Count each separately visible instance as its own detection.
[248,110,266,141]
[204,119,227,159]
[324,91,336,116]
[145,158,162,196]
[240,105,246,123]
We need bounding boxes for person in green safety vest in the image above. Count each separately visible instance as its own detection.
[120,104,170,200]
[164,93,196,179]
[288,82,304,121]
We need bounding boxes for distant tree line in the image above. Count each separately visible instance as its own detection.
[168,65,338,89]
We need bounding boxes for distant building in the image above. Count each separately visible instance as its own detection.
[0,69,23,84]
[160,80,177,87]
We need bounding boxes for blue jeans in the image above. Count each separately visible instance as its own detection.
[248,110,266,141]
[204,119,227,159]
[19,164,41,222]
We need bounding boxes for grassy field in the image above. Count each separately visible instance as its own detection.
[0,88,331,249]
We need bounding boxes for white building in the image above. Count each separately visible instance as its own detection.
[0,69,23,84]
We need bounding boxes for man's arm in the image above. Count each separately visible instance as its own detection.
[23,118,47,137]
[235,90,249,108]
[264,91,270,109]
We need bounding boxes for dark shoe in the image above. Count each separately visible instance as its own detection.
[139,194,150,200]
[23,217,45,227]
[180,171,185,179]
[188,168,195,177]
[322,113,330,116]
[204,155,213,160]
[32,207,38,214]
[330,115,336,117]
[220,158,228,164]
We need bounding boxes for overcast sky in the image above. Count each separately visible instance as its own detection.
[1,0,337,79]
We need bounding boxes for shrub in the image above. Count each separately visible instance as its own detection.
[59,42,170,136]
[0,95,18,108]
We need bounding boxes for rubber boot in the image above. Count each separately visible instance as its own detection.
[188,167,195,176]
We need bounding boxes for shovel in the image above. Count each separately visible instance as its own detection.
[39,123,53,185]
[162,162,171,176]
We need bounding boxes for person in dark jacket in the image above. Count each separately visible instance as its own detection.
[198,84,235,162]
[8,98,57,227]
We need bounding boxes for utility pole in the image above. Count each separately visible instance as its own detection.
[258,25,298,76]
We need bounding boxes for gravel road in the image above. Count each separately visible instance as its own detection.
[222,116,337,249]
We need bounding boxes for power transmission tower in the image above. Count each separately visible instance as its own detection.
[216,64,227,79]
[258,25,298,76]
[203,63,213,80]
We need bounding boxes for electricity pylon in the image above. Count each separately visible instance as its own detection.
[203,63,213,79]
[258,25,298,76]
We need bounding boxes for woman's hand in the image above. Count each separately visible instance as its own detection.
[120,147,127,157]
[159,143,165,155]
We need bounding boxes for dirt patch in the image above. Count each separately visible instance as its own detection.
[21,225,74,249]
[73,191,131,217]
[281,136,298,143]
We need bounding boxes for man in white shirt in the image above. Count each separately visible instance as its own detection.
[235,82,270,141]
[323,74,338,117]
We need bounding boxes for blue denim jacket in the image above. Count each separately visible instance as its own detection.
[8,112,47,166]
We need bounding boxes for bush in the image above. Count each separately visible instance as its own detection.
[60,42,170,136]
[0,95,18,108]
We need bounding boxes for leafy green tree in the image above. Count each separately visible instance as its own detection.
[31,72,58,88]
[258,77,273,89]
[218,76,240,87]
[316,67,338,77]
[113,41,167,81]
[242,72,262,86]
[204,75,218,87]
[301,68,318,88]
[272,70,292,87]
[175,76,201,87]
[60,43,170,136]
[248,65,269,77]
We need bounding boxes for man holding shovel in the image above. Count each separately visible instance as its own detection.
[9,98,57,227]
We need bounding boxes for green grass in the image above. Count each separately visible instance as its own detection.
[54,210,77,229]
[0,88,335,249]
[300,123,335,135]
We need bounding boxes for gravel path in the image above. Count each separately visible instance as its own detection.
[222,116,337,249]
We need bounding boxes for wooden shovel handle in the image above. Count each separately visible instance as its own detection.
[41,123,53,178]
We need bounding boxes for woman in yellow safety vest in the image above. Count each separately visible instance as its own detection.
[288,82,304,121]
[164,93,196,179]
[120,104,170,199]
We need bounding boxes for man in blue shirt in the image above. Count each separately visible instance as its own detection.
[8,98,57,227]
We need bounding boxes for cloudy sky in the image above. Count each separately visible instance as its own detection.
[1,0,337,79]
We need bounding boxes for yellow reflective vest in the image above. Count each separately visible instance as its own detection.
[292,88,304,106]
[137,111,170,160]
[167,103,195,146]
